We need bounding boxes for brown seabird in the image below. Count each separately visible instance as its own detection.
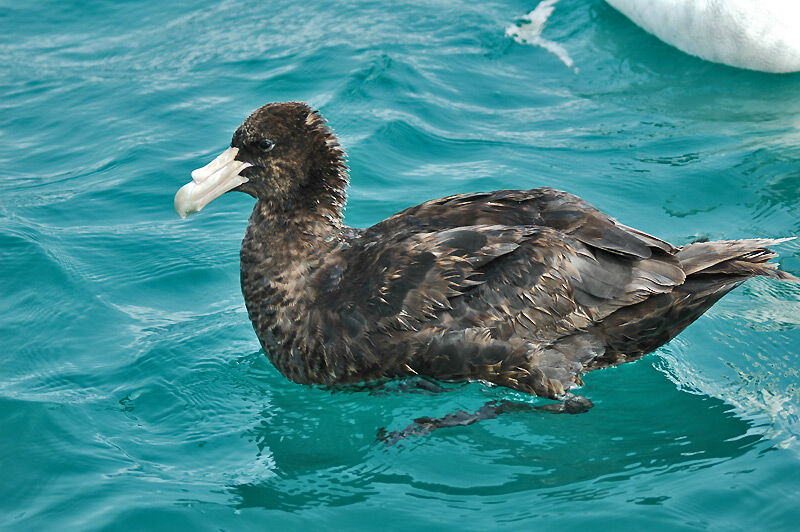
[175,102,798,435]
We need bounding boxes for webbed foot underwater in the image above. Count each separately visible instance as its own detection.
[175,102,798,435]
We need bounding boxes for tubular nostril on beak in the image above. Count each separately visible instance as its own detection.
[175,147,252,217]
[191,147,241,183]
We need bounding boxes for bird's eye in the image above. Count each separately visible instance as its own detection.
[258,139,276,152]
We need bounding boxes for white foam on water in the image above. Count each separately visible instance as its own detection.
[658,344,800,455]
[506,0,578,73]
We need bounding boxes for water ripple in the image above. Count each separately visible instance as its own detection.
[2,0,800,529]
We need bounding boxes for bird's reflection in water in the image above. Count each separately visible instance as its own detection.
[229,361,763,511]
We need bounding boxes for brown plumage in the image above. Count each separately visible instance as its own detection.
[177,101,798,403]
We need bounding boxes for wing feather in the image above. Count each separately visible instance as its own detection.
[303,187,685,391]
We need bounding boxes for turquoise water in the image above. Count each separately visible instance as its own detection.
[2,0,800,528]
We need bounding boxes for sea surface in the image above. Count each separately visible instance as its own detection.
[2,0,800,529]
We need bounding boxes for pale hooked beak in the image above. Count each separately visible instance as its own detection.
[174,147,252,218]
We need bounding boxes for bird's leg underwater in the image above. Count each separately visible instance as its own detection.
[329,376,453,396]
[535,394,594,414]
[387,376,453,395]
[377,394,594,445]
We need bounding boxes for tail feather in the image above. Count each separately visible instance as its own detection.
[588,237,796,369]
[676,237,798,282]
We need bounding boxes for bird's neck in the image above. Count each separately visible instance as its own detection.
[243,198,342,263]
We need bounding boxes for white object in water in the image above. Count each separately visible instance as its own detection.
[506,0,578,72]
[605,0,800,73]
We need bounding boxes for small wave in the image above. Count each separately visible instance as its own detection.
[506,0,577,73]
[657,339,800,455]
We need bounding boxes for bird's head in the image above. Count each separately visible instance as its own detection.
[174,102,347,219]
